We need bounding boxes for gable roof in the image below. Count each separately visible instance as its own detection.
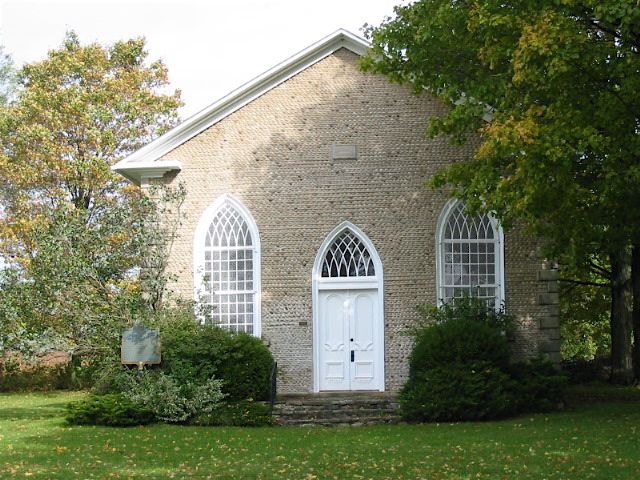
[112,29,370,184]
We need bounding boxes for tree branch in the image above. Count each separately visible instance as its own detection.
[560,277,609,288]
[589,260,611,279]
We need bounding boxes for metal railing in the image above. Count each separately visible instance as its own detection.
[268,361,277,407]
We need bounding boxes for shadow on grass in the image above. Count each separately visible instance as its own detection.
[0,392,78,421]
[0,402,69,421]
[565,382,640,406]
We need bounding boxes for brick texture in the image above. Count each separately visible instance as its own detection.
[151,48,560,393]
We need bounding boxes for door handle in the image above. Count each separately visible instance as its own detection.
[351,350,354,362]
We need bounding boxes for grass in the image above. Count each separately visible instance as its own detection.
[0,389,639,479]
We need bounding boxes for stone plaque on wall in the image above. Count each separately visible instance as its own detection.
[331,144,358,160]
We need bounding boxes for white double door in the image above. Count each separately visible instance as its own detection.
[318,289,382,391]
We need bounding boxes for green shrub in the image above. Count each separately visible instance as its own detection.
[217,333,274,401]
[116,370,226,423]
[0,358,74,392]
[401,361,516,422]
[417,296,514,332]
[159,318,273,402]
[408,316,511,376]
[507,358,567,412]
[89,364,133,395]
[193,400,273,427]
[402,299,563,422]
[65,394,154,426]
[158,317,229,387]
[561,357,610,384]
[81,306,273,425]
[69,353,117,390]
[91,308,274,404]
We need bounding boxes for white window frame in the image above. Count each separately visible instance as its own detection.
[435,199,505,308]
[193,194,262,337]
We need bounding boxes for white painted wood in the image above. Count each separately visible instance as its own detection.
[319,291,350,391]
[350,290,378,390]
[313,222,384,392]
[318,289,379,391]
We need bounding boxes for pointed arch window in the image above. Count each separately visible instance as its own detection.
[195,196,261,336]
[321,229,376,278]
[437,201,504,307]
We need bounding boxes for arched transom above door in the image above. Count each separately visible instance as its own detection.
[321,229,376,278]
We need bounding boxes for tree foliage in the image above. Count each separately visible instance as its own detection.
[0,45,16,106]
[362,0,640,381]
[0,185,185,372]
[0,32,183,374]
[0,31,182,262]
[363,0,640,252]
[560,258,611,360]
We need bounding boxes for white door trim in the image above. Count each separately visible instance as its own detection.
[312,221,385,392]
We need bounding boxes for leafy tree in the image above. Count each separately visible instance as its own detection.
[0,31,182,263]
[560,259,610,360]
[0,32,183,379]
[0,184,185,383]
[362,0,640,382]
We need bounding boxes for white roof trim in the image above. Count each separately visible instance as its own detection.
[113,160,182,184]
[112,29,370,185]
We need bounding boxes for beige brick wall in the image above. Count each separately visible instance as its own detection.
[153,48,559,393]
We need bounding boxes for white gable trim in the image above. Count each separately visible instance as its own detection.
[112,29,370,185]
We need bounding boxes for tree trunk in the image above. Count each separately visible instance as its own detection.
[632,244,640,382]
[610,247,634,384]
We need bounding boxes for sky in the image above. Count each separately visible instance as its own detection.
[0,0,402,119]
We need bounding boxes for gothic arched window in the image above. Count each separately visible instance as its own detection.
[437,201,504,307]
[194,195,261,335]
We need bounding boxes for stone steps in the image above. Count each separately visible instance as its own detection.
[272,393,401,426]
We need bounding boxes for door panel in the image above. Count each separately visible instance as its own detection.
[318,289,380,391]
[319,292,349,390]
[350,290,377,390]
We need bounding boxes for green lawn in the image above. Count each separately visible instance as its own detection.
[1,390,639,479]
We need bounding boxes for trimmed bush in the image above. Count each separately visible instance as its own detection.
[417,298,514,332]
[401,298,564,422]
[401,361,516,422]
[408,316,511,376]
[160,321,274,402]
[0,357,74,392]
[217,333,274,401]
[115,370,226,424]
[561,356,610,384]
[160,320,229,387]
[78,307,274,426]
[507,358,567,412]
[65,394,154,426]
